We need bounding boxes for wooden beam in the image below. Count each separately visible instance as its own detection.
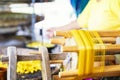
[62,44,120,52]
[59,65,120,78]
[40,47,52,80]
[97,31,120,37]
[7,46,17,80]
[55,30,120,37]
[53,75,76,80]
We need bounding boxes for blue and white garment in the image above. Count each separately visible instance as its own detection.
[70,0,89,17]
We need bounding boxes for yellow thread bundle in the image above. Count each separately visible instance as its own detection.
[65,30,105,79]
[70,30,86,76]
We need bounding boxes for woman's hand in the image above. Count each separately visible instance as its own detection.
[46,27,56,38]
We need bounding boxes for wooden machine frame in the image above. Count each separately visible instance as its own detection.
[1,30,120,80]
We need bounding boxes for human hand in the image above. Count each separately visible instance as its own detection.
[46,27,56,38]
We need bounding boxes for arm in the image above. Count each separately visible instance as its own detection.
[46,20,80,38]
[46,0,92,38]
[53,20,81,31]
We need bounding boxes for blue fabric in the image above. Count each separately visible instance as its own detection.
[70,0,89,17]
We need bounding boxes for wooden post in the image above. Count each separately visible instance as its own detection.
[7,46,17,80]
[39,46,52,80]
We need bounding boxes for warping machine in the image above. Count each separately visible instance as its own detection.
[1,30,120,80]
[50,30,120,80]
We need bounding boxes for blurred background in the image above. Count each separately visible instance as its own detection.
[0,0,76,53]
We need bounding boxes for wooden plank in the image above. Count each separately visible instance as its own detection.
[7,46,17,80]
[0,55,8,62]
[1,53,67,62]
[50,37,66,45]
[95,55,115,61]
[49,53,67,60]
[17,55,41,61]
[55,31,71,38]
[53,75,76,80]
[81,65,120,79]
[50,60,64,64]
[55,30,120,37]
[0,55,41,62]
[59,65,120,78]
[97,31,120,37]
[94,37,116,43]
[40,47,52,80]
[50,37,116,44]
[1,54,115,63]
[62,45,120,52]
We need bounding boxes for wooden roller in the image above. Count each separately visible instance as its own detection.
[55,30,120,37]
[61,44,120,52]
[53,75,76,80]
[51,32,117,45]
[94,37,116,43]
[95,55,115,61]
[59,65,120,78]
[54,30,120,44]
[54,31,72,38]
[50,37,66,45]
[50,37,116,45]
[96,30,120,37]
[54,31,66,37]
